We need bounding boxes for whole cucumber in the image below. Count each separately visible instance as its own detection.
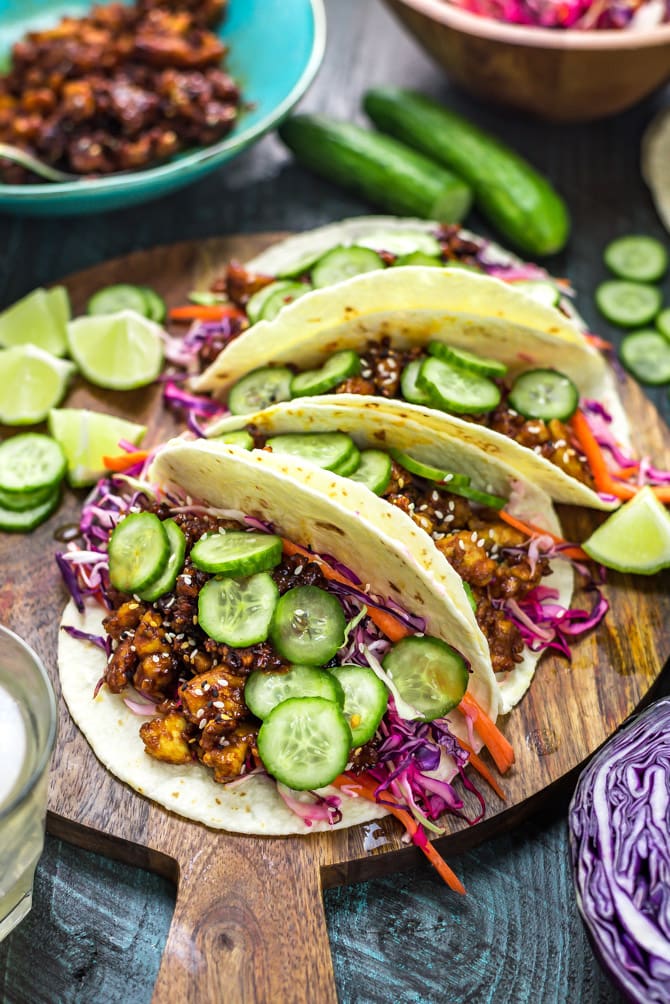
[278,115,473,224]
[364,88,570,257]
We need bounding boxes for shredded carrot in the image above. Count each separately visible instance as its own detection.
[571,410,670,503]
[457,740,506,800]
[168,304,245,323]
[458,691,515,774]
[612,466,640,480]
[102,450,150,472]
[280,539,409,642]
[331,773,466,894]
[584,334,614,352]
[498,511,589,562]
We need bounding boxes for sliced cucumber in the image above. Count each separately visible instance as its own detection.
[418,357,501,414]
[87,284,149,317]
[270,585,346,666]
[604,235,668,283]
[595,280,662,328]
[257,696,352,790]
[108,512,169,594]
[329,664,388,746]
[311,246,384,288]
[463,582,477,613]
[265,432,357,472]
[427,340,507,378]
[210,429,254,450]
[290,350,361,397]
[197,572,279,647]
[190,531,283,576]
[276,250,325,280]
[449,483,507,510]
[330,443,361,478]
[655,308,670,339]
[188,290,226,306]
[400,358,432,406]
[0,489,59,533]
[258,281,312,322]
[228,366,293,416]
[246,281,296,324]
[0,482,57,512]
[619,330,670,385]
[508,368,579,421]
[382,635,469,721]
[0,434,66,493]
[137,519,186,602]
[245,664,345,720]
[348,450,392,495]
[394,251,442,267]
[387,448,470,489]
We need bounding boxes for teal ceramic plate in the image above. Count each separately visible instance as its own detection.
[0,0,326,216]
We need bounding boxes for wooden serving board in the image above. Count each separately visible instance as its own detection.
[2,233,669,1004]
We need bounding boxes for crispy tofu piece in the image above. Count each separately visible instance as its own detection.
[140,712,193,764]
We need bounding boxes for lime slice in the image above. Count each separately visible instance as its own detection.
[0,345,76,425]
[66,309,164,390]
[48,408,147,487]
[0,286,70,357]
[582,487,670,574]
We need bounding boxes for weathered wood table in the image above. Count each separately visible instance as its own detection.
[1,0,669,1001]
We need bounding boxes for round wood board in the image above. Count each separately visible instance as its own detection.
[1,233,669,1004]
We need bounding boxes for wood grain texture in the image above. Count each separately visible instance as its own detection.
[0,232,669,1002]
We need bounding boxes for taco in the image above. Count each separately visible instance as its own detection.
[57,440,509,849]
[207,398,608,714]
[207,215,585,336]
[190,264,638,511]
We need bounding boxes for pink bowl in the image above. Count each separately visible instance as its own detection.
[383,0,670,121]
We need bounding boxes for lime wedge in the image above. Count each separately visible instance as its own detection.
[48,408,147,487]
[66,309,164,390]
[583,487,670,574]
[0,286,70,357]
[0,345,75,425]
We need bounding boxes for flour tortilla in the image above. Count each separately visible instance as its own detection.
[193,263,629,511]
[59,441,501,834]
[208,397,574,713]
[244,215,586,344]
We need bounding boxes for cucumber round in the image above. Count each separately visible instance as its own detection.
[387,448,470,489]
[394,251,443,267]
[0,482,58,512]
[311,246,385,288]
[197,572,279,647]
[245,664,345,720]
[257,696,352,790]
[270,585,346,666]
[0,489,60,533]
[382,635,469,721]
[418,357,501,414]
[0,434,66,493]
[508,368,579,421]
[266,432,357,472]
[330,443,361,478]
[108,512,169,594]
[604,235,668,283]
[619,330,670,385]
[259,282,312,322]
[329,664,389,746]
[87,284,149,317]
[400,358,432,406]
[427,340,507,378]
[210,430,254,450]
[247,281,297,324]
[348,450,392,495]
[190,531,283,576]
[137,286,167,323]
[137,519,186,602]
[228,366,293,416]
[290,350,361,398]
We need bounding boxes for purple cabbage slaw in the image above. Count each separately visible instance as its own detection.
[582,400,670,490]
[446,0,669,29]
[568,696,670,1003]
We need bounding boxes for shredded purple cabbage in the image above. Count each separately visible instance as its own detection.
[62,624,107,650]
[447,0,669,29]
[504,584,609,660]
[569,696,670,1003]
[276,784,343,826]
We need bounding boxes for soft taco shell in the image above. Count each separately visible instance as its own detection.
[193,266,628,510]
[59,441,501,834]
[208,398,574,713]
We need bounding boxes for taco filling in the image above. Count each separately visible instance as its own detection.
[57,449,512,876]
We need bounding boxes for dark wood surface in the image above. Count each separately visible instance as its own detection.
[1,0,670,1001]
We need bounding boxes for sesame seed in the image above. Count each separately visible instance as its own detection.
[196,708,204,718]
[458,540,465,551]
[418,504,428,512]
[431,491,439,502]
[477,539,486,548]
[448,500,455,512]
[152,654,160,663]
[294,565,303,575]
[434,510,444,520]
[199,719,207,729]
[193,688,203,696]
[471,531,478,541]
[213,700,224,709]
[183,576,192,586]
[202,682,210,691]
[445,514,454,522]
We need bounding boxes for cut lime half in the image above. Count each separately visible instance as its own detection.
[66,309,164,390]
[0,286,70,357]
[48,408,147,487]
[0,345,75,424]
[583,487,670,574]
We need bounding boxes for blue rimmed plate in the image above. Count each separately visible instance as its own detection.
[0,0,326,216]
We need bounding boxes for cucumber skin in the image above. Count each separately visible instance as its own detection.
[279,115,473,224]
[364,88,570,257]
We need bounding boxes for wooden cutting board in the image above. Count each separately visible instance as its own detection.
[2,233,669,1004]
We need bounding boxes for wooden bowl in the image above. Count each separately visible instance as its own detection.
[383,0,670,121]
